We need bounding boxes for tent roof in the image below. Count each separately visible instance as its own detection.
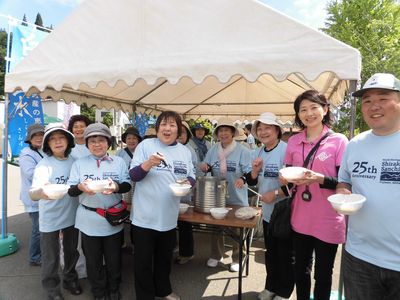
[5,0,361,122]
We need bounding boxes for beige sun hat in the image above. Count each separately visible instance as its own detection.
[234,128,247,141]
[213,117,239,139]
[182,121,193,137]
[251,112,283,139]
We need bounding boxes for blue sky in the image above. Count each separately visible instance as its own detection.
[0,0,329,30]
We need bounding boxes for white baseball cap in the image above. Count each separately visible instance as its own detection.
[353,73,400,97]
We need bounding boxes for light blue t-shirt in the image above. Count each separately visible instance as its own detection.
[19,147,46,212]
[130,138,195,231]
[204,141,252,206]
[252,141,287,222]
[70,143,91,160]
[339,130,400,272]
[116,148,133,168]
[180,143,198,203]
[32,156,78,232]
[68,154,130,236]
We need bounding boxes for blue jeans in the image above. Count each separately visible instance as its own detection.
[28,212,41,264]
[344,250,400,300]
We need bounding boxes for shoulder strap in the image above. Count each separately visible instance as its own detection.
[124,147,133,159]
[303,131,331,168]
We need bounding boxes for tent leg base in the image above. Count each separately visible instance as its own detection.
[0,233,19,257]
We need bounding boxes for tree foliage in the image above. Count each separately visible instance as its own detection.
[34,13,43,27]
[0,30,7,97]
[323,0,400,134]
[80,103,96,122]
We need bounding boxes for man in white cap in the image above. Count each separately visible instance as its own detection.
[337,73,400,299]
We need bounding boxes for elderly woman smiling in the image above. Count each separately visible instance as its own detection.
[199,117,252,272]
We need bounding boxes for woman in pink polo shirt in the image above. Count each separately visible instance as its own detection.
[284,90,348,300]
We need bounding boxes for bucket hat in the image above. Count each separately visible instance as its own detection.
[235,128,247,141]
[25,124,44,143]
[84,123,112,141]
[42,123,75,153]
[121,127,142,144]
[251,112,283,140]
[182,121,193,138]
[191,123,210,135]
[213,117,239,139]
[353,73,400,97]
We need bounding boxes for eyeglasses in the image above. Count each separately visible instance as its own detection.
[88,139,108,145]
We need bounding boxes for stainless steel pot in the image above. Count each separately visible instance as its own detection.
[194,176,227,213]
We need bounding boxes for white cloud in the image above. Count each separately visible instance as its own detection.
[292,0,329,29]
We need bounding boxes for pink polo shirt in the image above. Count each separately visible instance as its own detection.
[284,126,348,244]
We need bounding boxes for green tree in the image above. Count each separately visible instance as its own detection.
[102,112,113,127]
[80,103,96,122]
[22,14,28,26]
[323,0,400,134]
[0,30,7,97]
[34,13,43,27]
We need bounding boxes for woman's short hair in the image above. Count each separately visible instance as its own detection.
[155,111,183,137]
[293,90,332,129]
[67,115,92,132]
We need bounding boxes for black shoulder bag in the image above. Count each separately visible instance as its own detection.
[269,132,331,239]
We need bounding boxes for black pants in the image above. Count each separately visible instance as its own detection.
[81,230,123,298]
[263,220,295,298]
[293,231,338,300]
[131,225,175,300]
[41,225,79,297]
[177,221,194,257]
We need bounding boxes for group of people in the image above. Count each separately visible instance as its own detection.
[17,72,399,300]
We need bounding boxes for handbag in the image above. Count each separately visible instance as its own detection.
[83,201,130,226]
[269,131,332,238]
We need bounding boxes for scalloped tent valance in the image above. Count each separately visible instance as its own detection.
[5,0,361,121]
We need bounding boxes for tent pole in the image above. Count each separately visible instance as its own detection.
[337,79,358,300]
[349,80,358,139]
[0,19,19,256]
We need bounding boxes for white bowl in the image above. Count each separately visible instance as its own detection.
[235,207,257,220]
[179,203,190,214]
[210,207,230,219]
[43,184,69,200]
[327,193,366,215]
[279,167,307,182]
[87,180,111,193]
[169,183,191,197]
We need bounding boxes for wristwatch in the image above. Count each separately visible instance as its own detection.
[274,189,279,199]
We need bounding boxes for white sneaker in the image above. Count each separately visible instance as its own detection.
[206,258,221,267]
[229,263,240,272]
[258,289,275,300]
[163,292,181,300]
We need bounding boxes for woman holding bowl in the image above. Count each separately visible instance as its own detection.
[284,90,348,300]
[129,111,195,300]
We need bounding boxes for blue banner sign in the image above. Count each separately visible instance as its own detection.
[8,90,44,158]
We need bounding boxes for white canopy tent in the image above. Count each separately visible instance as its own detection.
[5,0,361,122]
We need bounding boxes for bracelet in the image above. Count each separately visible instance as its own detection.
[240,176,247,184]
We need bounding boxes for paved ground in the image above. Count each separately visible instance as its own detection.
[0,163,343,300]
